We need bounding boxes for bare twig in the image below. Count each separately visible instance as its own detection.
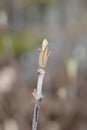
[32,39,50,130]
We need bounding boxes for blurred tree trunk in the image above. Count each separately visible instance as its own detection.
[5,0,23,31]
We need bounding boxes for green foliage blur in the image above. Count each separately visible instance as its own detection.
[0,32,41,56]
[21,0,58,4]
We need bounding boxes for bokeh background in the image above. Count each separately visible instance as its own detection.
[0,0,87,130]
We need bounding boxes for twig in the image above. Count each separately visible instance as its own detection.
[32,39,50,130]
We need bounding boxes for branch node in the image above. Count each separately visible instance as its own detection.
[32,89,43,101]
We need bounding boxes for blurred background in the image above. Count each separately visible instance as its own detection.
[0,0,87,130]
